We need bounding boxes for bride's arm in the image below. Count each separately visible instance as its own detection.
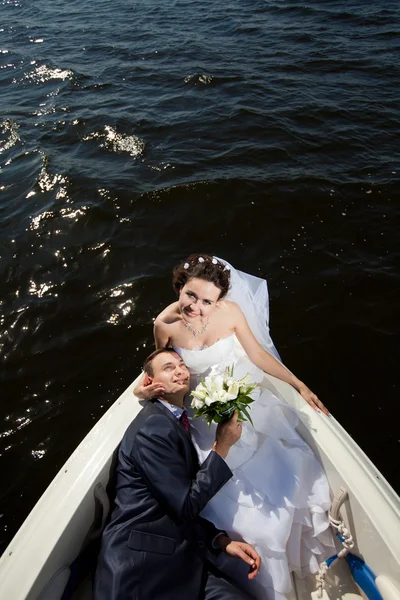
[154,318,170,349]
[232,304,329,415]
[132,320,169,399]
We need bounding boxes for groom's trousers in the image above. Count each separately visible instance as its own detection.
[201,564,255,600]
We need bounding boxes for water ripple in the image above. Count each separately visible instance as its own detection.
[83,125,145,157]
[0,119,21,154]
[0,0,399,554]
[21,63,74,84]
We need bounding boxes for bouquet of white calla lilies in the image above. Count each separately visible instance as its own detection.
[190,366,258,426]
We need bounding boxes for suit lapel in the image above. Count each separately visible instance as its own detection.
[152,400,200,470]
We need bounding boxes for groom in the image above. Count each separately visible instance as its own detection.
[93,348,260,600]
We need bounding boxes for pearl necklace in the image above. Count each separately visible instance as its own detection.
[183,318,209,338]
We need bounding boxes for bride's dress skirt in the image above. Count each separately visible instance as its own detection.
[176,335,334,600]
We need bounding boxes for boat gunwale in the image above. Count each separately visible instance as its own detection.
[0,372,399,598]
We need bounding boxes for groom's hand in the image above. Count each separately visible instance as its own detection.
[212,411,242,459]
[216,535,261,580]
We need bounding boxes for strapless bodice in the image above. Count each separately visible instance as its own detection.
[174,334,236,376]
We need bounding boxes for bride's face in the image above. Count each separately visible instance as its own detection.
[178,277,221,320]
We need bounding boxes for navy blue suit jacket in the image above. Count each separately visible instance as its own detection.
[93,399,233,600]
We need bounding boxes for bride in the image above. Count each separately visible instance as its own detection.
[134,254,334,600]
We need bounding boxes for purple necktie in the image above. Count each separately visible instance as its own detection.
[180,411,190,433]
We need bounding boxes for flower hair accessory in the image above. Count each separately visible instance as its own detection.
[183,262,190,269]
[212,258,218,264]
[198,257,205,263]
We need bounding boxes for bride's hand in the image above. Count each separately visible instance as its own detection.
[133,373,165,400]
[135,382,165,400]
[297,382,329,415]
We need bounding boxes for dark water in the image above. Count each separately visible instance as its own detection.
[0,0,399,554]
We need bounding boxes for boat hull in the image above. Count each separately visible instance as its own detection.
[0,374,399,600]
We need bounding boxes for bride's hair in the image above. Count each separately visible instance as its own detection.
[172,254,231,299]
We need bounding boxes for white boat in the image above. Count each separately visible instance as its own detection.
[0,372,399,600]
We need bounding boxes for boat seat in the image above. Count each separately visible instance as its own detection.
[37,482,111,600]
[61,482,111,600]
[37,567,71,600]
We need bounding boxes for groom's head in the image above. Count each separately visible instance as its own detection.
[143,348,190,397]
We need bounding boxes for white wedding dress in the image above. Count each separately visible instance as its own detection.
[174,259,334,600]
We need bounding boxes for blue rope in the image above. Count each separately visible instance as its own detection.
[323,533,346,569]
[325,554,338,568]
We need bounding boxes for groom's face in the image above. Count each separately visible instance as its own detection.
[150,352,190,395]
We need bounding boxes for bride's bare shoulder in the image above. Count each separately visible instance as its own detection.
[155,302,181,327]
[217,299,243,320]
[219,299,241,312]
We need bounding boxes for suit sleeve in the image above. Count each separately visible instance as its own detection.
[198,516,227,554]
[131,414,232,524]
